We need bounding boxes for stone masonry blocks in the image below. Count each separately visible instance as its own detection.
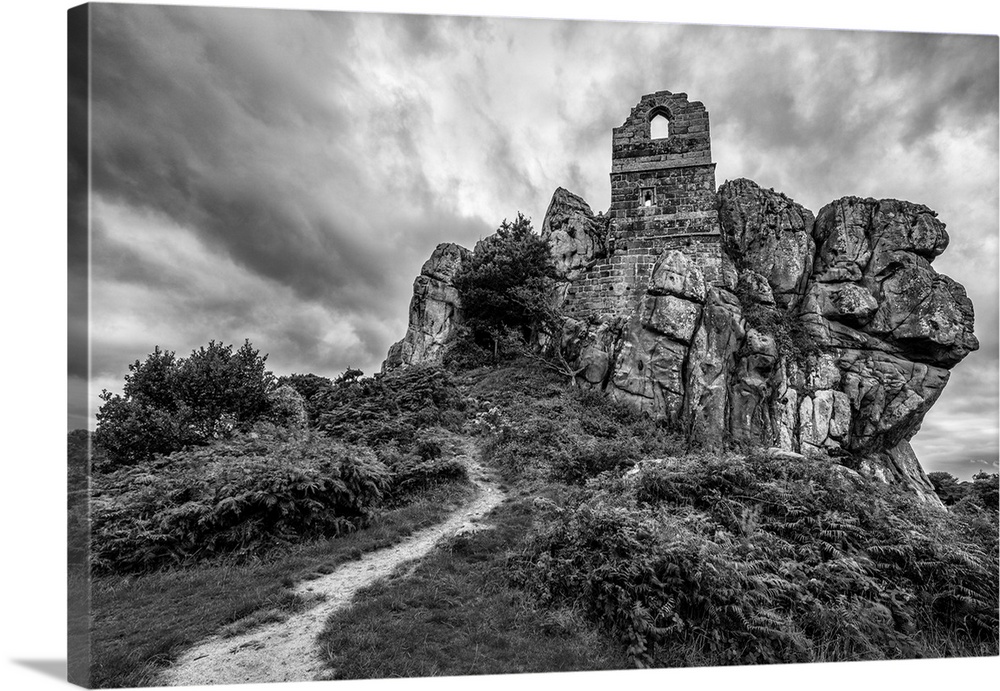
[560,91,725,321]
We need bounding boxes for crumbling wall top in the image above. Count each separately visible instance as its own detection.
[611,91,712,172]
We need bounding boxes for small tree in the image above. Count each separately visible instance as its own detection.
[276,373,335,422]
[94,339,276,468]
[121,346,179,410]
[277,372,334,400]
[173,340,275,435]
[968,472,999,513]
[928,471,965,506]
[452,213,557,358]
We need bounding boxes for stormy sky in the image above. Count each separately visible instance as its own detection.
[68,2,998,480]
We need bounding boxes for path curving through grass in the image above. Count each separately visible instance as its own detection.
[158,441,503,686]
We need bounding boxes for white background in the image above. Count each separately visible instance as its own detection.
[1,1,997,690]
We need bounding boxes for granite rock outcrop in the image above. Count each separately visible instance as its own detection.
[383,91,979,503]
[383,243,470,371]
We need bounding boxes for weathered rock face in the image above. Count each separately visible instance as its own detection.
[383,243,470,372]
[545,180,977,503]
[383,93,979,504]
[718,178,815,308]
[540,187,610,279]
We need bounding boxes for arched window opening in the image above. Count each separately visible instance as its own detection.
[650,113,670,139]
[641,187,655,207]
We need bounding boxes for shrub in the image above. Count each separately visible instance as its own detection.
[442,333,494,371]
[516,452,999,666]
[929,471,966,505]
[275,372,335,422]
[473,364,683,483]
[313,365,466,448]
[549,436,639,484]
[265,385,309,430]
[931,470,999,514]
[92,396,199,470]
[382,452,468,501]
[91,433,391,573]
[94,340,277,468]
[452,213,558,357]
[373,428,470,502]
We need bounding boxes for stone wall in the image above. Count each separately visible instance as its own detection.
[562,235,726,319]
[558,91,724,320]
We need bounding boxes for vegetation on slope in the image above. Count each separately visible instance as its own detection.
[316,495,631,679]
[518,452,998,666]
[81,343,480,687]
[91,428,391,573]
[88,481,475,689]
[77,219,998,684]
[315,361,999,674]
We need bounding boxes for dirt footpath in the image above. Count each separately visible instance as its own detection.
[158,447,503,686]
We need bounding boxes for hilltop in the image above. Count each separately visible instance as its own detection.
[385,90,979,503]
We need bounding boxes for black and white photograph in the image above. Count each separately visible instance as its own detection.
[5,2,1000,690]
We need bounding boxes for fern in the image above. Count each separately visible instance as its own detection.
[515,449,999,665]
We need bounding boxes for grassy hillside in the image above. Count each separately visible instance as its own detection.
[315,361,999,674]
[78,359,998,686]
[82,364,478,688]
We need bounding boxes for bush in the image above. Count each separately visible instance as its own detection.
[264,385,309,430]
[275,372,334,422]
[94,340,277,468]
[516,452,999,666]
[549,437,639,484]
[313,365,467,448]
[92,396,199,470]
[930,471,999,514]
[372,428,471,502]
[452,213,557,357]
[91,432,391,573]
[473,364,683,483]
[442,334,494,371]
[381,450,468,502]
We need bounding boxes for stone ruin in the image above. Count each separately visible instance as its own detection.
[384,91,979,502]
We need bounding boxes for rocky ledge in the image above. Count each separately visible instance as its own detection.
[385,179,978,504]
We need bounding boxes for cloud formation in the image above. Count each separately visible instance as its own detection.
[76,5,997,478]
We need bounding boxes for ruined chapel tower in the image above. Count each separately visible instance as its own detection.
[562,91,726,319]
[388,88,980,502]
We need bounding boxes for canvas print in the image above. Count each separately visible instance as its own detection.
[67,2,999,688]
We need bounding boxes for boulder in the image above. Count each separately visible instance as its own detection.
[683,288,745,446]
[648,249,707,301]
[382,242,470,371]
[864,253,979,367]
[540,187,610,279]
[719,178,815,307]
[812,197,874,283]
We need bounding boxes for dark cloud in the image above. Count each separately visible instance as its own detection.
[82,4,997,476]
[90,6,389,306]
